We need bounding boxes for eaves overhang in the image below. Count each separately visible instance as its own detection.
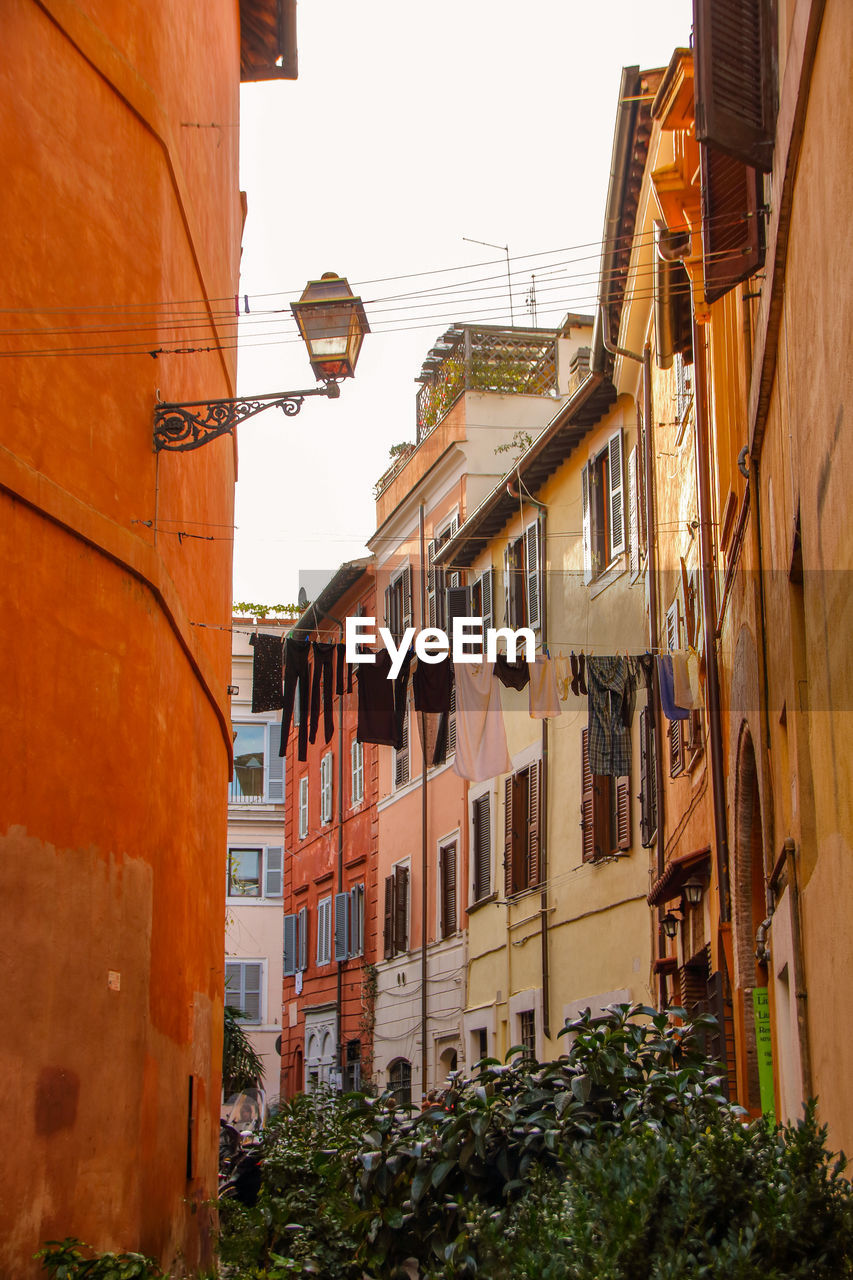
[294,557,372,632]
[433,372,617,571]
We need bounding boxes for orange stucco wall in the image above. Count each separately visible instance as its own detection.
[1,2,242,1272]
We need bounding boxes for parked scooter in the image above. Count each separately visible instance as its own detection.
[219,1088,266,1206]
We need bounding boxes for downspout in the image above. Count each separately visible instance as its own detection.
[691,318,732,922]
[508,480,551,1042]
[642,344,666,882]
[323,609,346,1084]
[783,838,813,1100]
[418,503,429,1100]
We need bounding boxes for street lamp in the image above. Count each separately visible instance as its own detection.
[662,911,680,940]
[153,272,369,452]
[682,876,705,907]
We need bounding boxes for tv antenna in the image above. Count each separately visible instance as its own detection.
[462,236,514,325]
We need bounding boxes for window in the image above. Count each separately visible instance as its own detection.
[474,1027,489,1064]
[472,793,491,902]
[345,1039,362,1092]
[230,721,284,804]
[388,1058,412,1108]
[320,752,333,824]
[317,896,332,966]
[582,429,625,582]
[351,738,364,805]
[298,776,309,840]
[385,565,412,643]
[675,353,693,425]
[224,960,262,1023]
[666,601,685,778]
[504,523,540,630]
[518,1009,536,1059]
[580,728,631,862]
[394,697,409,789]
[227,846,283,899]
[427,515,460,629]
[283,908,311,978]
[439,840,458,939]
[383,864,409,957]
[503,762,541,896]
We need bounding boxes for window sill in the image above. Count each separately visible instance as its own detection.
[226,896,282,906]
[467,892,498,915]
[589,554,628,600]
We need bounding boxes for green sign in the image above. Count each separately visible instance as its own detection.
[752,986,776,1124]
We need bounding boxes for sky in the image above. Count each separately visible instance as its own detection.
[233,0,690,609]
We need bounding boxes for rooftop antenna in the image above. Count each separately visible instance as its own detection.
[525,273,538,327]
[462,236,514,325]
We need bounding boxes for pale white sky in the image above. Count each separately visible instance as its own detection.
[233,0,690,607]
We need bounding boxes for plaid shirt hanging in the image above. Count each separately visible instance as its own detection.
[586,656,632,776]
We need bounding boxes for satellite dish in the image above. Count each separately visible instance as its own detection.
[297,587,308,607]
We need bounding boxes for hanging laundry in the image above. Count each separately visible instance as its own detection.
[671,651,695,710]
[554,654,571,701]
[570,653,588,697]
[279,637,312,761]
[452,661,512,782]
[413,652,454,714]
[687,649,701,706]
[335,642,353,696]
[417,710,449,768]
[356,650,413,749]
[528,654,561,719]
[309,642,336,745]
[620,657,639,729]
[249,632,284,713]
[657,655,690,721]
[586,656,632,776]
[494,653,530,690]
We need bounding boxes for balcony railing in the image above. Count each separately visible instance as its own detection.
[415,324,559,443]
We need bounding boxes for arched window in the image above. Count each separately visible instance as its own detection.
[388,1058,412,1109]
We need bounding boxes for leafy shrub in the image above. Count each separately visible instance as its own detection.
[35,1238,165,1279]
[217,1006,853,1279]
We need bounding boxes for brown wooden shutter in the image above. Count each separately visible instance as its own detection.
[615,774,631,852]
[527,762,540,888]
[383,874,394,959]
[639,705,658,849]
[693,0,775,172]
[581,729,596,863]
[473,794,491,901]
[701,144,764,305]
[395,864,409,951]
[440,842,457,938]
[504,775,514,895]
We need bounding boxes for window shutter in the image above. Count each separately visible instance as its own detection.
[427,539,437,627]
[701,144,764,305]
[447,683,457,755]
[395,701,409,788]
[480,567,494,633]
[445,584,470,632]
[527,761,541,888]
[297,906,308,971]
[334,892,349,962]
[350,884,364,957]
[582,466,592,583]
[441,842,457,938]
[224,960,241,1011]
[473,793,491,901]
[394,865,409,951]
[383,874,394,959]
[503,775,514,896]
[267,724,285,801]
[283,913,297,976]
[615,775,631,852]
[525,523,540,630]
[639,705,658,849]
[608,431,625,557]
[628,446,640,580]
[401,566,413,633]
[321,754,333,823]
[265,846,284,897]
[693,0,774,172]
[581,729,596,863]
[318,898,331,965]
[503,545,512,626]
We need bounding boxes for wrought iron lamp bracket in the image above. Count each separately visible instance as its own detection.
[153,382,340,452]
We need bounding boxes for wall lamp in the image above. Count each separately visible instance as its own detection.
[662,910,680,940]
[153,273,369,452]
[682,876,705,907]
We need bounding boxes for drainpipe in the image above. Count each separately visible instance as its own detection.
[642,344,666,884]
[783,838,813,1100]
[508,480,551,1042]
[691,317,731,922]
[322,609,347,1085]
[418,503,429,1100]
